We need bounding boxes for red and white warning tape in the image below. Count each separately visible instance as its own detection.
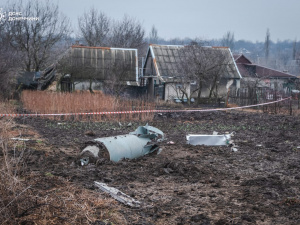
[0,97,291,117]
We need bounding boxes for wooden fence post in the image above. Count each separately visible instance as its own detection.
[226,88,230,107]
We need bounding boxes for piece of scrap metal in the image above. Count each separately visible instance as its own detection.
[94,181,141,208]
[186,133,232,146]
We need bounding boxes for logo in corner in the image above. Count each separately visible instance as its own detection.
[0,8,6,22]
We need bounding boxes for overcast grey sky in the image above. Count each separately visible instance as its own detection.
[2,0,300,42]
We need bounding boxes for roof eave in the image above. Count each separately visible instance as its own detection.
[228,48,242,79]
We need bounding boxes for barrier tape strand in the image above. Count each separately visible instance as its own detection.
[0,97,291,117]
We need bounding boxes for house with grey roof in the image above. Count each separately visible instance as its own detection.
[234,54,298,92]
[142,44,241,101]
[59,45,139,92]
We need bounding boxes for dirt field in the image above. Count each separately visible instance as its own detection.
[3,110,300,224]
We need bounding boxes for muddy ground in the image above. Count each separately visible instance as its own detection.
[10,110,300,224]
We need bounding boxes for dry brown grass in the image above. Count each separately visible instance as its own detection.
[155,99,185,109]
[21,90,154,121]
[0,114,32,224]
[0,101,125,224]
[9,175,126,225]
[227,103,238,108]
[0,100,17,115]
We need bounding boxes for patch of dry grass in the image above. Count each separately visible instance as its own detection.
[12,175,126,225]
[0,100,17,115]
[21,90,154,121]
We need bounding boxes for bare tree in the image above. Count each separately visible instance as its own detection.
[103,59,134,99]
[149,25,158,44]
[240,76,262,90]
[3,0,70,72]
[174,43,232,104]
[0,35,20,99]
[77,9,146,51]
[221,31,235,50]
[264,28,271,62]
[78,8,110,47]
[109,15,145,49]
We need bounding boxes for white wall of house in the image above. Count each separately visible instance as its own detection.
[164,83,191,101]
[191,78,237,99]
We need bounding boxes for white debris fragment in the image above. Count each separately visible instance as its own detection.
[186,134,231,146]
[156,148,163,155]
[11,138,30,141]
[81,145,100,158]
[231,147,238,152]
[94,181,141,208]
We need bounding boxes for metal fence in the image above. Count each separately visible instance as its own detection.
[228,87,299,115]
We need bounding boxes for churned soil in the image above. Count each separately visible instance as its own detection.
[12,110,300,224]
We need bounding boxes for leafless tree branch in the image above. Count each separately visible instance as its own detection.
[3,0,70,72]
[78,8,110,47]
[171,43,231,104]
[103,59,134,99]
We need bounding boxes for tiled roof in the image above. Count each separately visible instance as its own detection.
[235,54,297,79]
[255,65,297,78]
[233,54,242,61]
[148,44,241,79]
[150,45,182,77]
[236,64,253,78]
[236,62,297,79]
[233,54,252,64]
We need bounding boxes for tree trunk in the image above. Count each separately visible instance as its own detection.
[26,62,31,72]
[89,79,94,93]
[196,81,203,105]
[183,92,190,105]
[209,76,218,100]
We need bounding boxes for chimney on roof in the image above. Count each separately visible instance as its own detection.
[283,70,289,73]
